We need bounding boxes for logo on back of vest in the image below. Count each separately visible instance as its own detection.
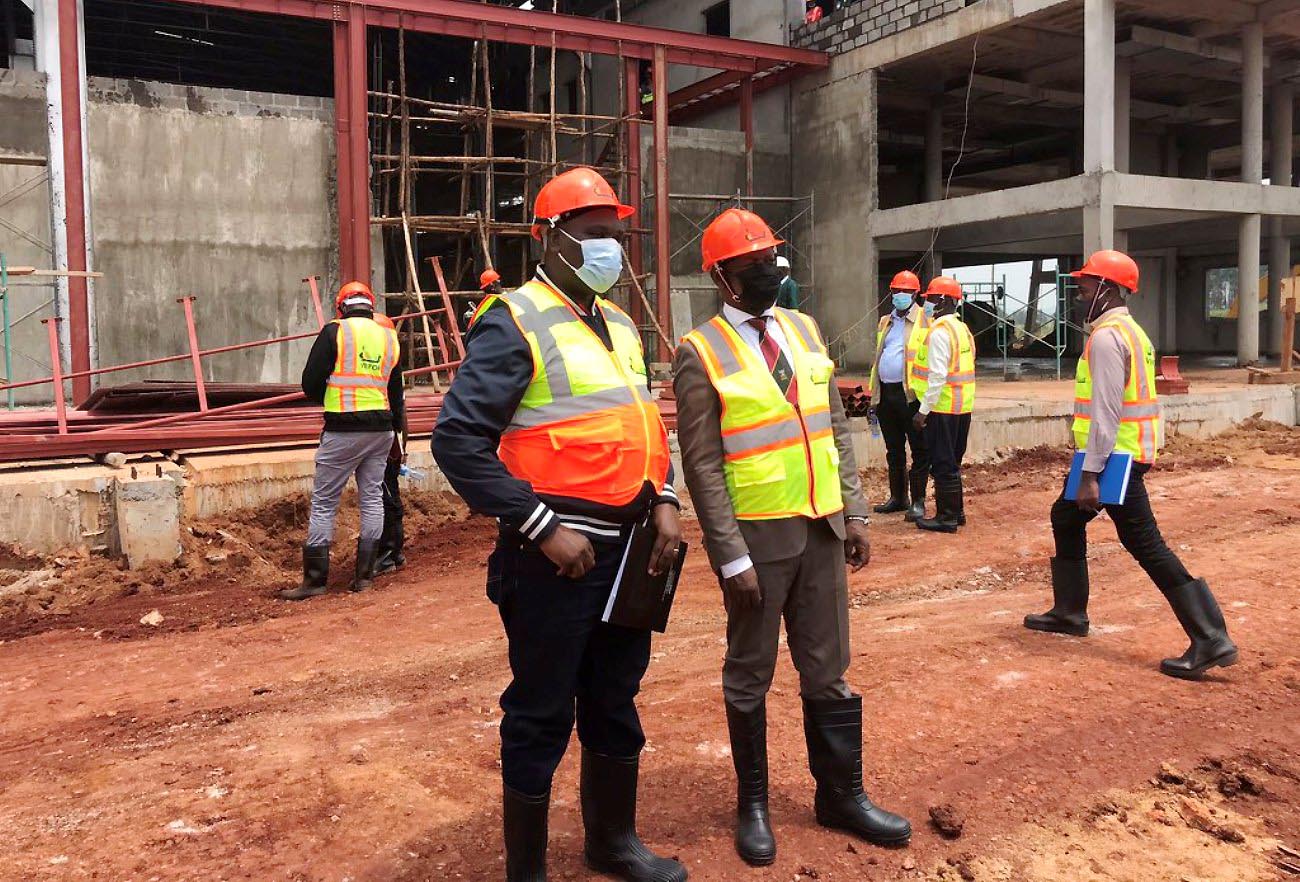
[359,350,383,370]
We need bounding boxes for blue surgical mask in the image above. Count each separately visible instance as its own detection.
[559,230,624,294]
[892,292,915,312]
[923,301,937,318]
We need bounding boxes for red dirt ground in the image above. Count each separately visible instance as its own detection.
[0,421,1298,881]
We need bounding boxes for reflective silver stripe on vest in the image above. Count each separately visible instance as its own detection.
[804,409,833,433]
[503,291,574,399]
[778,309,822,353]
[338,319,356,370]
[1073,401,1161,419]
[509,385,639,429]
[328,375,389,389]
[602,303,640,337]
[723,416,805,455]
[946,371,976,382]
[691,320,743,376]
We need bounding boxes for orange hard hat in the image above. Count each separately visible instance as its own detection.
[531,166,634,240]
[479,269,501,291]
[1071,249,1139,292]
[335,280,375,311]
[924,276,963,300]
[372,313,395,329]
[889,270,922,293]
[700,208,785,272]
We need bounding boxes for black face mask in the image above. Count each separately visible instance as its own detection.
[730,262,784,313]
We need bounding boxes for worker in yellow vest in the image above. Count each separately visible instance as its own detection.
[910,276,976,532]
[868,269,931,521]
[433,167,685,882]
[285,281,402,600]
[674,208,911,866]
[1025,250,1238,679]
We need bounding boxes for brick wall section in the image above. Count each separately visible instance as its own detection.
[86,77,333,122]
[792,0,967,52]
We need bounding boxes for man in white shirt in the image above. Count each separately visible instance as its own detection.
[674,208,911,866]
[868,270,930,521]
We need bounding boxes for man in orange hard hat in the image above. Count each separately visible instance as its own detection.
[1024,250,1238,679]
[363,310,408,577]
[868,269,931,522]
[910,276,977,532]
[285,281,402,600]
[675,207,910,866]
[433,167,685,882]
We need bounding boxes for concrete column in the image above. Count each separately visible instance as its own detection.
[1115,57,1131,174]
[925,98,943,280]
[1269,82,1294,357]
[1083,165,1118,255]
[1083,0,1115,174]
[1238,22,1264,364]
[1161,247,1178,353]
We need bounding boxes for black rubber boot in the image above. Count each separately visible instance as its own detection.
[580,750,688,882]
[725,702,776,866]
[904,471,927,522]
[915,477,960,533]
[873,464,909,514]
[279,544,329,600]
[375,521,405,576]
[1024,557,1090,636]
[352,540,379,593]
[802,695,912,847]
[1159,578,1239,680]
[504,785,549,882]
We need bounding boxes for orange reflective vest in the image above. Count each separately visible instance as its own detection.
[324,316,400,413]
[683,309,844,520]
[489,280,670,506]
[1073,313,1162,463]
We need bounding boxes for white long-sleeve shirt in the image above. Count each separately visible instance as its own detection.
[917,317,954,417]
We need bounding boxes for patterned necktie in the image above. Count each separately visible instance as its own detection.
[747,317,798,404]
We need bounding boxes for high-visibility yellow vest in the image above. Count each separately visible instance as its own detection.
[324,316,400,413]
[909,313,976,414]
[683,309,844,521]
[487,280,670,507]
[868,306,930,393]
[1073,313,1162,463]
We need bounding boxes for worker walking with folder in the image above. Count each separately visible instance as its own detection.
[1024,250,1238,679]
[674,208,911,867]
[433,167,686,882]
[910,276,977,532]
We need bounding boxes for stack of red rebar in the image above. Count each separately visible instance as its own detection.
[836,378,872,418]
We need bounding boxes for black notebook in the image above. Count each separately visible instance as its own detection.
[600,516,687,633]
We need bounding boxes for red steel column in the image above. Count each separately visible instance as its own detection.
[740,75,754,197]
[332,19,355,281]
[652,44,670,361]
[624,57,644,327]
[346,4,371,284]
[58,0,91,401]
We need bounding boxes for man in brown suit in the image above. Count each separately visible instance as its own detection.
[673,208,911,867]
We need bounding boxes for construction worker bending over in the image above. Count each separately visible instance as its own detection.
[674,208,911,867]
[1024,250,1238,679]
[910,276,976,533]
[868,270,931,522]
[433,167,686,882]
[284,281,403,600]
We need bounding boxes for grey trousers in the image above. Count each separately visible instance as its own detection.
[722,519,854,713]
[306,430,393,547]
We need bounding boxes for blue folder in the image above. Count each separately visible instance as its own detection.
[1064,451,1133,506]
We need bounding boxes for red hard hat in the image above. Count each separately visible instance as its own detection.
[889,270,921,293]
[531,167,634,240]
[924,276,963,300]
[1071,249,1139,292]
[479,269,501,291]
[335,280,375,311]
[700,208,785,272]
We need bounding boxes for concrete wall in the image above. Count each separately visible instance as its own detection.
[793,68,878,367]
[0,70,55,405]
[0,74,339,404]
[86,78,338,388]
[793,0,964,52]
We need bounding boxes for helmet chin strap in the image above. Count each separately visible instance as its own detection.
[715,267,743,307]
[1085,280,1116,326]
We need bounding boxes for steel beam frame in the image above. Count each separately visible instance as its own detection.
[58,0,91,402]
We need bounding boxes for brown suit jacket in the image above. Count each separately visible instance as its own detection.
[673,319,870,573]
